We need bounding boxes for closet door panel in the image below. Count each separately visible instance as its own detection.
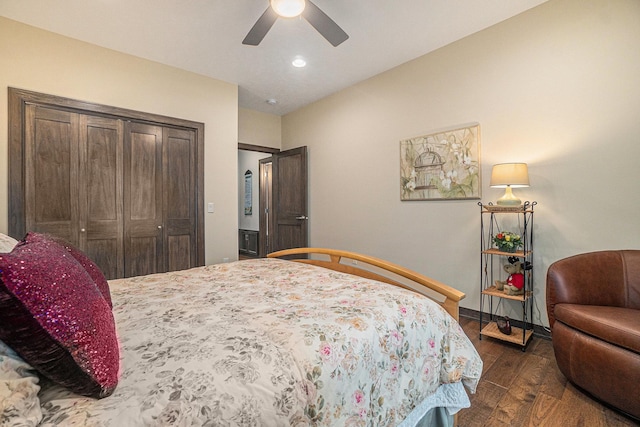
[164,128,196,271]
[25,105,79,244]
[165,130,192,220]
[127,237,159,277]
[167,235,191,272]
[79,116,124,279]
[124,122,163,277]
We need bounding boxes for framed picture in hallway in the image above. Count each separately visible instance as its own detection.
[244,170,253,215]
[400,123,481,201]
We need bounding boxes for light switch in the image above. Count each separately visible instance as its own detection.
[207,202,214,213]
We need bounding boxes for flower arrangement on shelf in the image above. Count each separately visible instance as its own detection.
[493,231,523,253]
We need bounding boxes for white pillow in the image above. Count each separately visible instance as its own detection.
[0,233,19,253]
[0,340,42,427]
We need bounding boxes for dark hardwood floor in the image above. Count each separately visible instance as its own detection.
[456,316,639,427]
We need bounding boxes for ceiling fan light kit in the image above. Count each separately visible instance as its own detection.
[270,0,305,18]
[243,0,349,47]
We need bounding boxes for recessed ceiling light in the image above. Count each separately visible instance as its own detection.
[292,57,307,68]
[266,98,278,105]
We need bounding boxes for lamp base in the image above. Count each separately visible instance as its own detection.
[496,186,522,206]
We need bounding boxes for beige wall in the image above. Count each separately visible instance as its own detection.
[0,17,239,265]
[281,0,640,325]
[238,108,281,149]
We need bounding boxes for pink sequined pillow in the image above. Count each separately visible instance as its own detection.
[23,232,112,308]
[0,237,119,398]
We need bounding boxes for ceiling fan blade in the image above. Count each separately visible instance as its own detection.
[302,0,349,47]
[242,7,279,46]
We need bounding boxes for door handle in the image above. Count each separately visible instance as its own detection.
[295,216,308,220]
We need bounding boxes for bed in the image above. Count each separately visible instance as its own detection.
[0,233,482,427]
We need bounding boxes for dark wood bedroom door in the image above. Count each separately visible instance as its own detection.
[271,146,308,253]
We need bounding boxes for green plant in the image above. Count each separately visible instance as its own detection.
[493,231,523,252]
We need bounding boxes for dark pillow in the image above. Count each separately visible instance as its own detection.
[24,232,112,308]
[0,237,119,398]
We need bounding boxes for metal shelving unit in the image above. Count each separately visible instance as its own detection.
[479,201,536,351]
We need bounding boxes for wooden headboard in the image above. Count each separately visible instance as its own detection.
[267,247,465,321]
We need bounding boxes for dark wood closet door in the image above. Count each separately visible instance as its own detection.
[10,88,205,278]
[163,127,197,272]
[124,122,164,277]
[24,105,80,243]
[79,116,124,279]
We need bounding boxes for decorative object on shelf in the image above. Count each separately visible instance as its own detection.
[400,124,480,201]
[495,257,525,296]
[490,163,529,206]
[496,316,512,335]
[492,231,522,253]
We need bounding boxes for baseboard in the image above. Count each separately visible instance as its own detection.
[459,306,551,340]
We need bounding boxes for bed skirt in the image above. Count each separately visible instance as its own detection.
[400,382,469,427]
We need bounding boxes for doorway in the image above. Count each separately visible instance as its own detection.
[237,144,308,258]
[258,158,272,257]
[238,144,276,259]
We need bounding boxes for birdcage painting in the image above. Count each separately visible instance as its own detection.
[400,124,481,201]
[413,148,444,190]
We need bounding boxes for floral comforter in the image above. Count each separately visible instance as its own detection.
[37,258,482,426]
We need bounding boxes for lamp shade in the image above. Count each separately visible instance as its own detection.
[490,163,529,188]
[271,0,306,17]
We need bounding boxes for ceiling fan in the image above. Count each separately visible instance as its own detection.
[243,0,349,47]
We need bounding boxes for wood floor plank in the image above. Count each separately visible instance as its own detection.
[459,380,507,427]
[489,354,548,426]
[536,357,567,400]
[528,392,563,427]
[480,345,526,389]
[552,384,608,427]
[457,316,639,427]
[528,334,554,360]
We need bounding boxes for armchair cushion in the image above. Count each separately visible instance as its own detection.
[554,304,640,354]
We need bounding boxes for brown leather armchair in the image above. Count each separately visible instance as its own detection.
[546,250,640,419]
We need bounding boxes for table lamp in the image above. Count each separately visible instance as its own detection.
[490,163,529,206]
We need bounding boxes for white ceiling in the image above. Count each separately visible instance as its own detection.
[0,0,547,116]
